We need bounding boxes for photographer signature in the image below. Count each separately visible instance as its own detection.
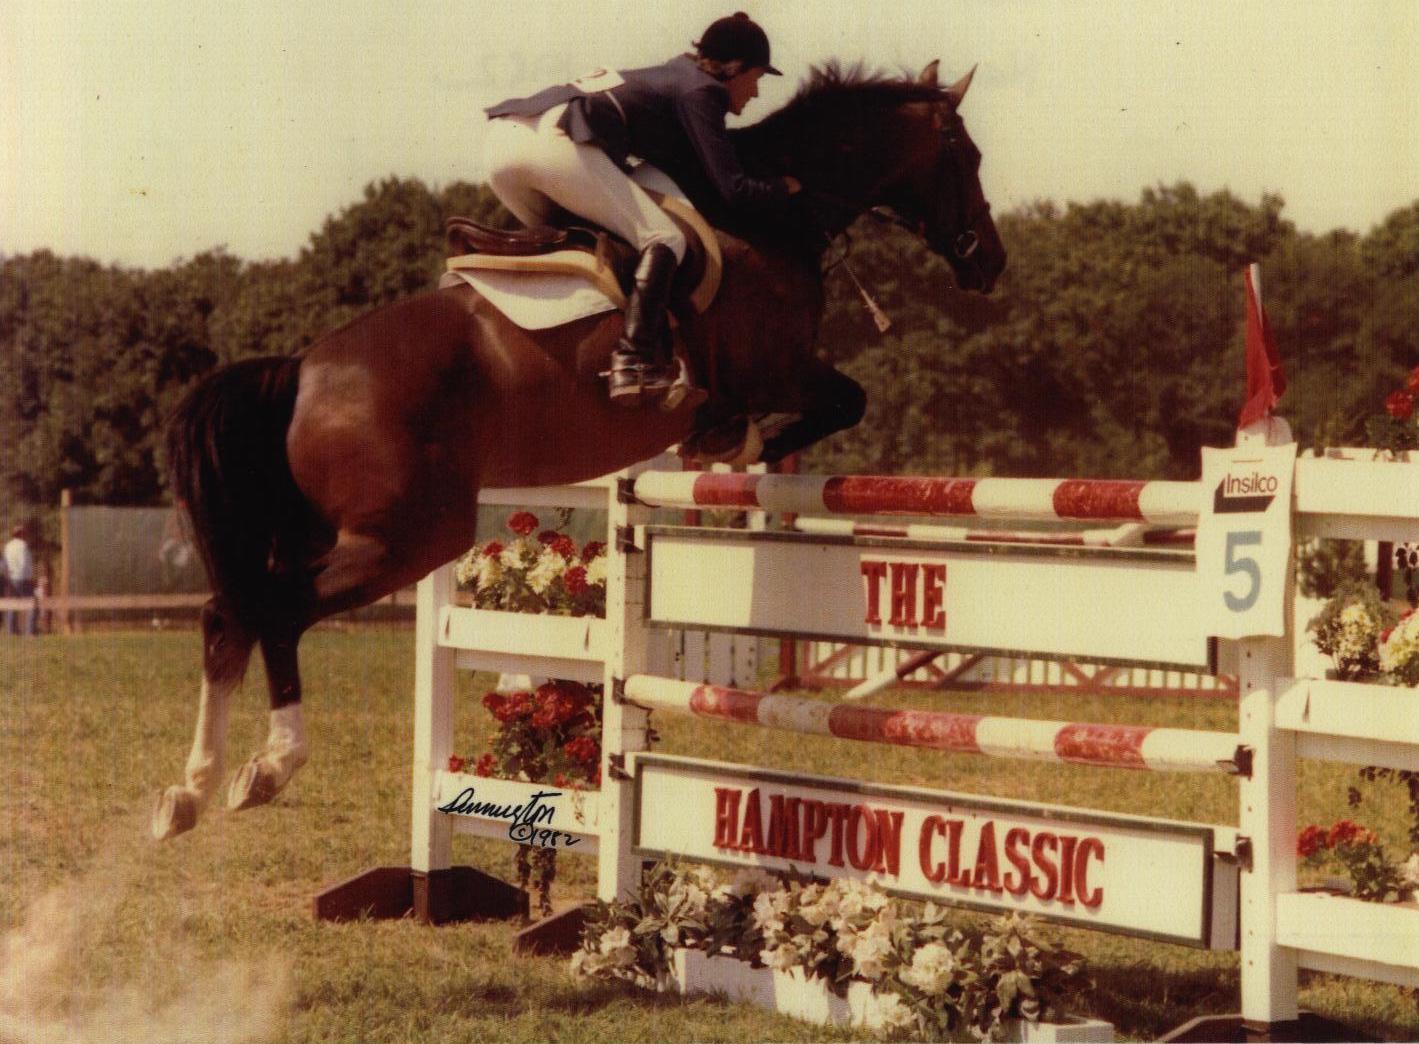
[436,786,582,849]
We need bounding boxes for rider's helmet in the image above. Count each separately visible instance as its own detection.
[694,12,781,76]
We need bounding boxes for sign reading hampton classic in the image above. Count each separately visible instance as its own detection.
[645,528,1213,671]
[631,754,1226,947]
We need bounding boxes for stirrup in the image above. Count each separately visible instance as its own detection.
[606,352,675,406]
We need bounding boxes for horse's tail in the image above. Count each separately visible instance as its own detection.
[166,356,306,632]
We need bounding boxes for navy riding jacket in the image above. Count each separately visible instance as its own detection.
[486,54,789,228]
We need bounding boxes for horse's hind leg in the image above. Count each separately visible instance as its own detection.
[226,620,310,811]
[152,598,254,839]
[225,529,398,812]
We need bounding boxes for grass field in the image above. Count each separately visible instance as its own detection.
[3,630,1416,1043]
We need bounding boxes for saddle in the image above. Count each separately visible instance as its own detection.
[443,189,723,317]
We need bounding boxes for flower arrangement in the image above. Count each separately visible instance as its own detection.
[572,863,1091,1041]
[1297,820,1419,904]
[449,679,602,919]
[1378,607,1419,687]
[454,509,607,617]
[450,511,609,918]
[1307,578,1400,680]
[1364,364,1419,457]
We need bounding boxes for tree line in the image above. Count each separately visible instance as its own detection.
[2,177,1416,534]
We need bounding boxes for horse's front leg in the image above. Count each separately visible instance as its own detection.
[152,598,254,839]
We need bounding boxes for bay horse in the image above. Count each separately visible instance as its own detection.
[152,60,1005,840]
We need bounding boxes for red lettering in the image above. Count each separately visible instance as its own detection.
[1030,833,1059,901]
[919,816,948,883]
[1075,838,1104,908]
[860,561,888,625]
[921,564,946,630]
[889,563,920,626]
[1058,836,1079,905]
[1002,827,1033,897]
[946,819,971,885]
[846,805,880,871]
[766,794,792,859]
[827,804,852,867]
[800,800,829,864]
[713,787,742,850]
[971,821,1003,893]
[738,788,765,854]
[871,809,905,876]
[782,797,802,861]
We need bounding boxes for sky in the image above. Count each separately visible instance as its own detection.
[4,0,1417,270]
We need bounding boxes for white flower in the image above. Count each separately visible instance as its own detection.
[760,942,799,971]
[598,925,637,967]
[527,548,567,594]
[570,948,605,978]
[1402,852,1419,888]
[874,991,918,1033]
[722,867,779,898]
[453,550,478,587]
[1379,611,1419,675]
[585,555,608,587]
[499,541,531,570]
[475,554,504,590]
[752,889,791,933]
[660,924,681,946]
[901,942,956,996]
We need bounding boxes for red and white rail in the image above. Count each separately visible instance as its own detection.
[632,471,1201,525]
[791,517,1196,547]
[622,675,1244,775]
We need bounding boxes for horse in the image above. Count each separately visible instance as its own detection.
[151,59,1006,840]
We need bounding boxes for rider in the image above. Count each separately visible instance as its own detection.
[483,12,802,406]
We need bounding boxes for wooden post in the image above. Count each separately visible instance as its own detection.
[598,459,656,903]
[410,561,457,919]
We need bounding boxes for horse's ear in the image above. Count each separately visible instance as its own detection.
[917,60,940,87]
[945,64,977,106]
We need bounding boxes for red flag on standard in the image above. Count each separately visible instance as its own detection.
[1237,263,1287,429]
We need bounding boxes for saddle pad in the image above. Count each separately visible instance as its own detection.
[442,165,717,331]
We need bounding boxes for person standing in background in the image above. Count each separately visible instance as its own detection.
[4,526,36,636]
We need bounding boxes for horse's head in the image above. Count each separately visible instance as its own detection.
[874,61,1006,293]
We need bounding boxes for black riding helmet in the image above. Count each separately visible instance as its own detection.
[694,12,781,75]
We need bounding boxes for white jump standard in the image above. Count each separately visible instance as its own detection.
[316,444,1419,1043]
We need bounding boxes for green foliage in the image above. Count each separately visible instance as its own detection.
[1295,538,1368,599]
[1306,578,1400,678]
[3,176,1417,516]
[963,912,1091,1042]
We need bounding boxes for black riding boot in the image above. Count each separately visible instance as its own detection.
[608,243,678,406]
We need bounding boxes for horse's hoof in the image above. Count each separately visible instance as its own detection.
[227,757,279,811]
[152,786,198,840]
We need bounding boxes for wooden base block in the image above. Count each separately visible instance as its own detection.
[312,865,528,924]
[513,902,594,956]
[1162,1012,1375,1043]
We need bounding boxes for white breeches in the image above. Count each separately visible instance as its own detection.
[484,105,687,262]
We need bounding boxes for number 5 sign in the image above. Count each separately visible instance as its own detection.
[1196,442,1297,639]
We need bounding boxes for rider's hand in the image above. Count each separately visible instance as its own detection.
[783,176,802,195]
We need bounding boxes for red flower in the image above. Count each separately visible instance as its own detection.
[531,681,589,729]
[1385,390,1414,420]
[1297,824,1327,858]
[474,753,497,777]
[482,692,507,717]
[550,535,577,559]
[582,540,606,560]
[553,773,570,787]
[564,565,588,596]
[563,735,599,765]
[1407,365,1419,395]
[1327,820,1376,848]
[537,529,561,545]
[448,754,466,774]
[480,540,504,559]
[507,511,539,536]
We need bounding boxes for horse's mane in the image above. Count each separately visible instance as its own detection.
[734,61,948,156]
